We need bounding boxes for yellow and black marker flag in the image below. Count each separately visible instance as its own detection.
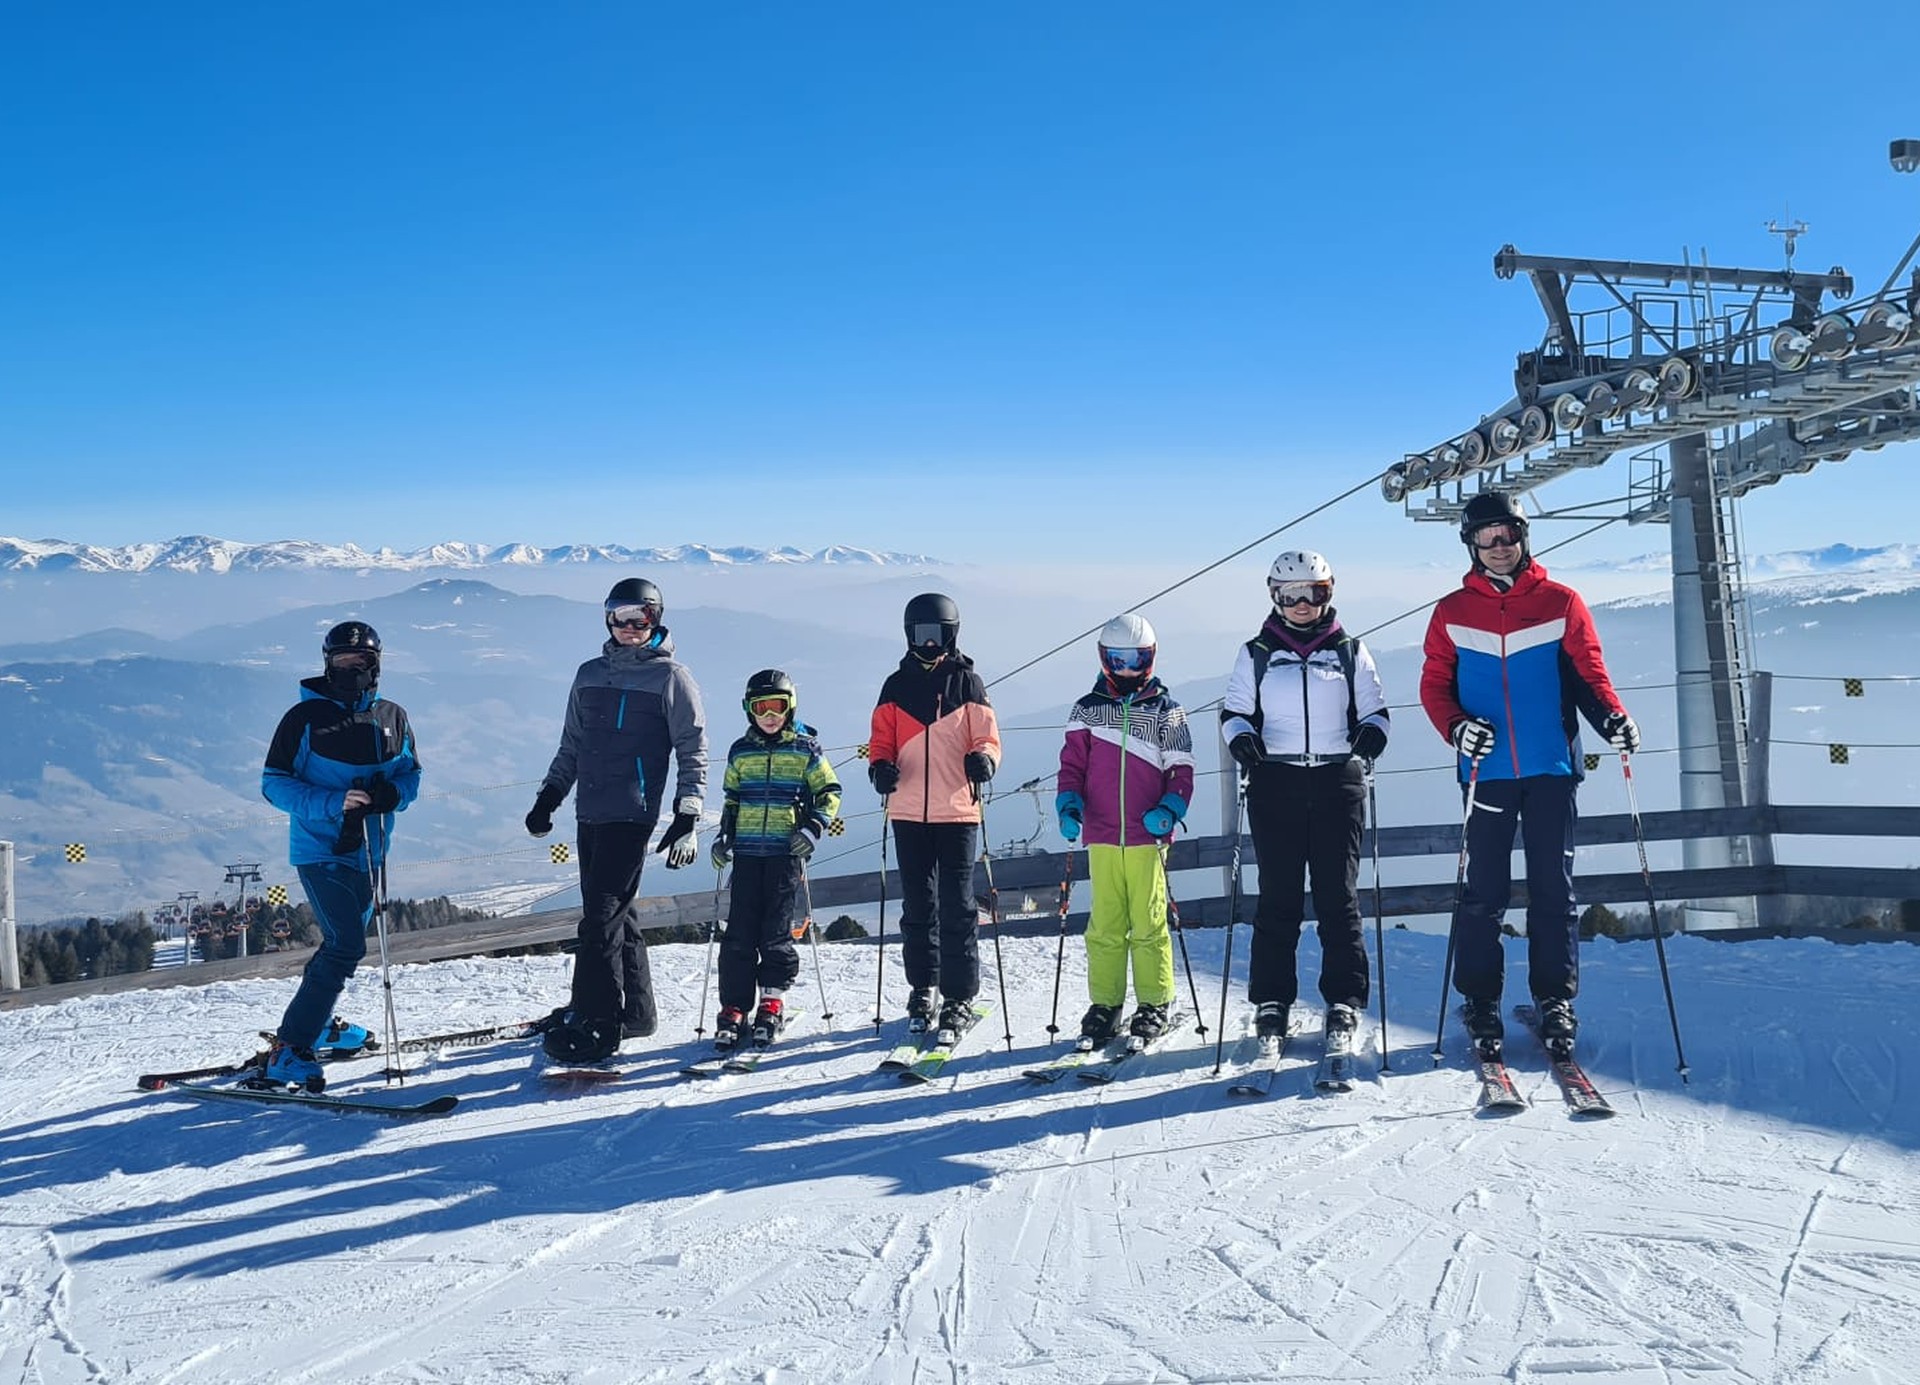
[551,843,572,864]
[63,843,87,863]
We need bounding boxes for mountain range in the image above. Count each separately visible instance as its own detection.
[0,536,938,574]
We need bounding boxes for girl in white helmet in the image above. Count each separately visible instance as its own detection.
[1054,612,1196,1044]
[1218,550,1390,1051]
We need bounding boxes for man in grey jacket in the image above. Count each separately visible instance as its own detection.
[526,577,708,1063]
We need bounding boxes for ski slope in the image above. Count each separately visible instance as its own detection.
[3,925,1917,1384]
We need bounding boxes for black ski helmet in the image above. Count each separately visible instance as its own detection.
[321,620,381,692]
[743,668,797,728]
[1458,490,1529,546]
[604,577,664,631]
[903,592,960,658]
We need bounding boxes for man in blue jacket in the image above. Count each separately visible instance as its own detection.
[259,621,422,1090]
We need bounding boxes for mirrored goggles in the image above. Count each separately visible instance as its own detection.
[1101,646,1154,674]
[327,650,376,668]
[1272,582,1332,607]
[1470,524,1523,551]
[606,603,657,630]
[907,621,948,648]
[747,695,793,719]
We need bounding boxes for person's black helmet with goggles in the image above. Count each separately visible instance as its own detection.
[604,578,664,635]
[1458,490,1531,567]
[903,592,960,659]
[321,620,381,695]
[743,668,797,729]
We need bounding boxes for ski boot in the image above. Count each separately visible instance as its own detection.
[1462,997,1504,1058]
[315,1016,375,1056]
[1079,1003,1122,1048]
[1128,1003,1173,1042]
[1324,1003,1359,1053]
[750,996,786,1046]
[935,997,977,1045]
[1254,1001,1291,1040]
[1535,997,1577,1057]
[713,1006,749,1051]
[262,1041,326,1093]
[906,987,938,1033]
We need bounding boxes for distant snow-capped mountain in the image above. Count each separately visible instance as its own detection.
[1569,541,1920,580]
[0,536,939,574]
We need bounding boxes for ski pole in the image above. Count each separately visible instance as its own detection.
[873,802,890,1032]
[1046,844,1074,1038]
[797,860,834,1023]
[1365,761,1390,1072]
[365,815,402,1085]
[977,790,1014,1052]
[1431,759,1481,1066]
[1164,843,1208,1039]
[1212,774,1247,1075]
[695,865,722,1038]
[1619,749,1691,1083]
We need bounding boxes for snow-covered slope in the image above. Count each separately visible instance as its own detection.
[3,926,1916,1383]
[0,536,939,573]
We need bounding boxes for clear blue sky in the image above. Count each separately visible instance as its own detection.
[3,2,1914,568]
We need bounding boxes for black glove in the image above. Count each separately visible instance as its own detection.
[1349,723,1388,762]
[332,801,368,854]
[964,750,995,785]
[1602,710,1641,754]
[525,786,565,839]
[789,823,820,860]
[364,776,401,813]
[656,810,699,868]
[1228,732,1266,771]
[869,760,900,796]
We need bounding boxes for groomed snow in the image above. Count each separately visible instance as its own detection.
[3,925,1917,1383]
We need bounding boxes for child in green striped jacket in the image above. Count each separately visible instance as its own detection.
[707,670,842,1049]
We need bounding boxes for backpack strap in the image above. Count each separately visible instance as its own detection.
[1244,638,1273,731]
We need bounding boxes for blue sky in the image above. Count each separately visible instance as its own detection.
[3,2,1915,571]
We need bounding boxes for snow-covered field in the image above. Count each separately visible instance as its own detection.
[4,924,1917,1384]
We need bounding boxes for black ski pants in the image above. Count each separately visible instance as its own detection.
[1450,773,1580,1005]
[1244,758,1369,1010]
[569,819,658,1034]
[718,852,802,1013]
[890,819,980,1002]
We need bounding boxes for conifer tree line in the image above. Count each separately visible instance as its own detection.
[20,895,491,988]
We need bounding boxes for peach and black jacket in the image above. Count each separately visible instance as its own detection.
[869,651,1002,824]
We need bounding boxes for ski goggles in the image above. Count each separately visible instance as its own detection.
[746,695,793,718]
[605,603,657,629]
[1271,582,1332,607]
[907,622,948,648]
[326,650,376,668]
[1100,646,1154,674]
[1470,524,1523,551]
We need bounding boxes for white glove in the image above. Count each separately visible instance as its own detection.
[1450,717,1496,761]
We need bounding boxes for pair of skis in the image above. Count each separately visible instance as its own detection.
[1472,1004,1616,1119]
[1224,1016,1357,1098]
[1022,1009,1188,1086]
[136,1016,551,1118]
[678,1011,807,1080]
[878,1002,995,1084]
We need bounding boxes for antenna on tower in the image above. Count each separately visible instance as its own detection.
[1765,211,1809,270]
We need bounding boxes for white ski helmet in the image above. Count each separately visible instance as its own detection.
[1268,549,1334,610]
[1097,612,1157,681]
[1268,550,1333,586]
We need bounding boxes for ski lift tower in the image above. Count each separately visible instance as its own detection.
[1383,143,1920,928]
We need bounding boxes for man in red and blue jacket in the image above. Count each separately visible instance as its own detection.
[1419,491,1639,1054]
